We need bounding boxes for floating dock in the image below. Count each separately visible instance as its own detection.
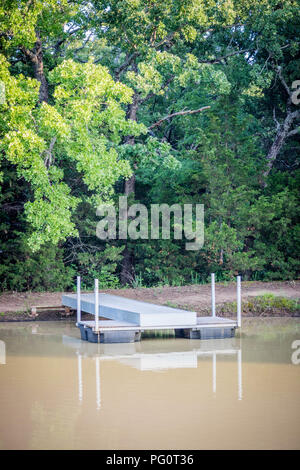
[62,275,241,343]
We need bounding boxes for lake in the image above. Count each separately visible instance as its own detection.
[0,318,299,449]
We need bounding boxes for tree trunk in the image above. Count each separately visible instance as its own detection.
[263,108,299,184]
[120,93,139,285]
[33,38,49,103]
[124,173,136,195]
[120,245,135,285]
[22,31,49,103]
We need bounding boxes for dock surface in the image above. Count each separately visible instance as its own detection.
[62,293,197,327]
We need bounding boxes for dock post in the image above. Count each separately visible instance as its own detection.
[211,273,216,317]
[95,278,99,333]
[237,275,242,328]
[76,276,81,324]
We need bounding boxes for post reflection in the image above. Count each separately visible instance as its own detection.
[76,352,83,403]
[0,340,5,365]
[63,336,243,409]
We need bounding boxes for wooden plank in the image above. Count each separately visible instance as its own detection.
[31,305,64,311]
[30,305,74,317]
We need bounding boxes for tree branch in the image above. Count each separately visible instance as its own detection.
[44,136,57,169]
[148,106,211,130]
[287,127,300,137]
[273,107,280,131]
[263,109,300,183]
[140,75,175,104]
[198,48,252,65]
[276,65,292,99]
[114,52,140,80]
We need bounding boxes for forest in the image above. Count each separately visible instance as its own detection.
[0,0,299,292]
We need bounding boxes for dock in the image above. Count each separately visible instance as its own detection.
[62,275,241,344]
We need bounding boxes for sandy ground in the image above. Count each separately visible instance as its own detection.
[0,280,299,320]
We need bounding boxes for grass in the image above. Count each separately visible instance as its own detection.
[164,300,179,309]
[131,273,144,288]
[217,294,300,316]
[0,310,28,317]
[245,294,299,314]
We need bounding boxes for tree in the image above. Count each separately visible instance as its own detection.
[0,0,299,291]
[90,0,254,282]
[0,50,145,250]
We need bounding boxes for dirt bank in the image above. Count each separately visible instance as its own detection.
[0,280,299,321]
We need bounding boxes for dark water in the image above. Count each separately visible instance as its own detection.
[0,318,299,449]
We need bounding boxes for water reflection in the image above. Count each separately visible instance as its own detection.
[0,319,299,449]
[0,340,5,365]
[63,336,243,409]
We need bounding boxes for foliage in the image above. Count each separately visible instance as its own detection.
[0,0,299,291]
[217,294,300,317]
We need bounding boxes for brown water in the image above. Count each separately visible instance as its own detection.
[0,318,299,450]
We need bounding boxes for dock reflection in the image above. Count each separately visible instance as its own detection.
[63,336,243,409]
[0,340,5,365]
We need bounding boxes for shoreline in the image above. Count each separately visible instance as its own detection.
[0,313,299,323]
[0,279,299,322]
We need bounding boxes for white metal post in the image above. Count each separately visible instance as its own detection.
[95,278,99,332]
[237,275,242,328]
[76,275,81,325]
[211,273,216,317]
